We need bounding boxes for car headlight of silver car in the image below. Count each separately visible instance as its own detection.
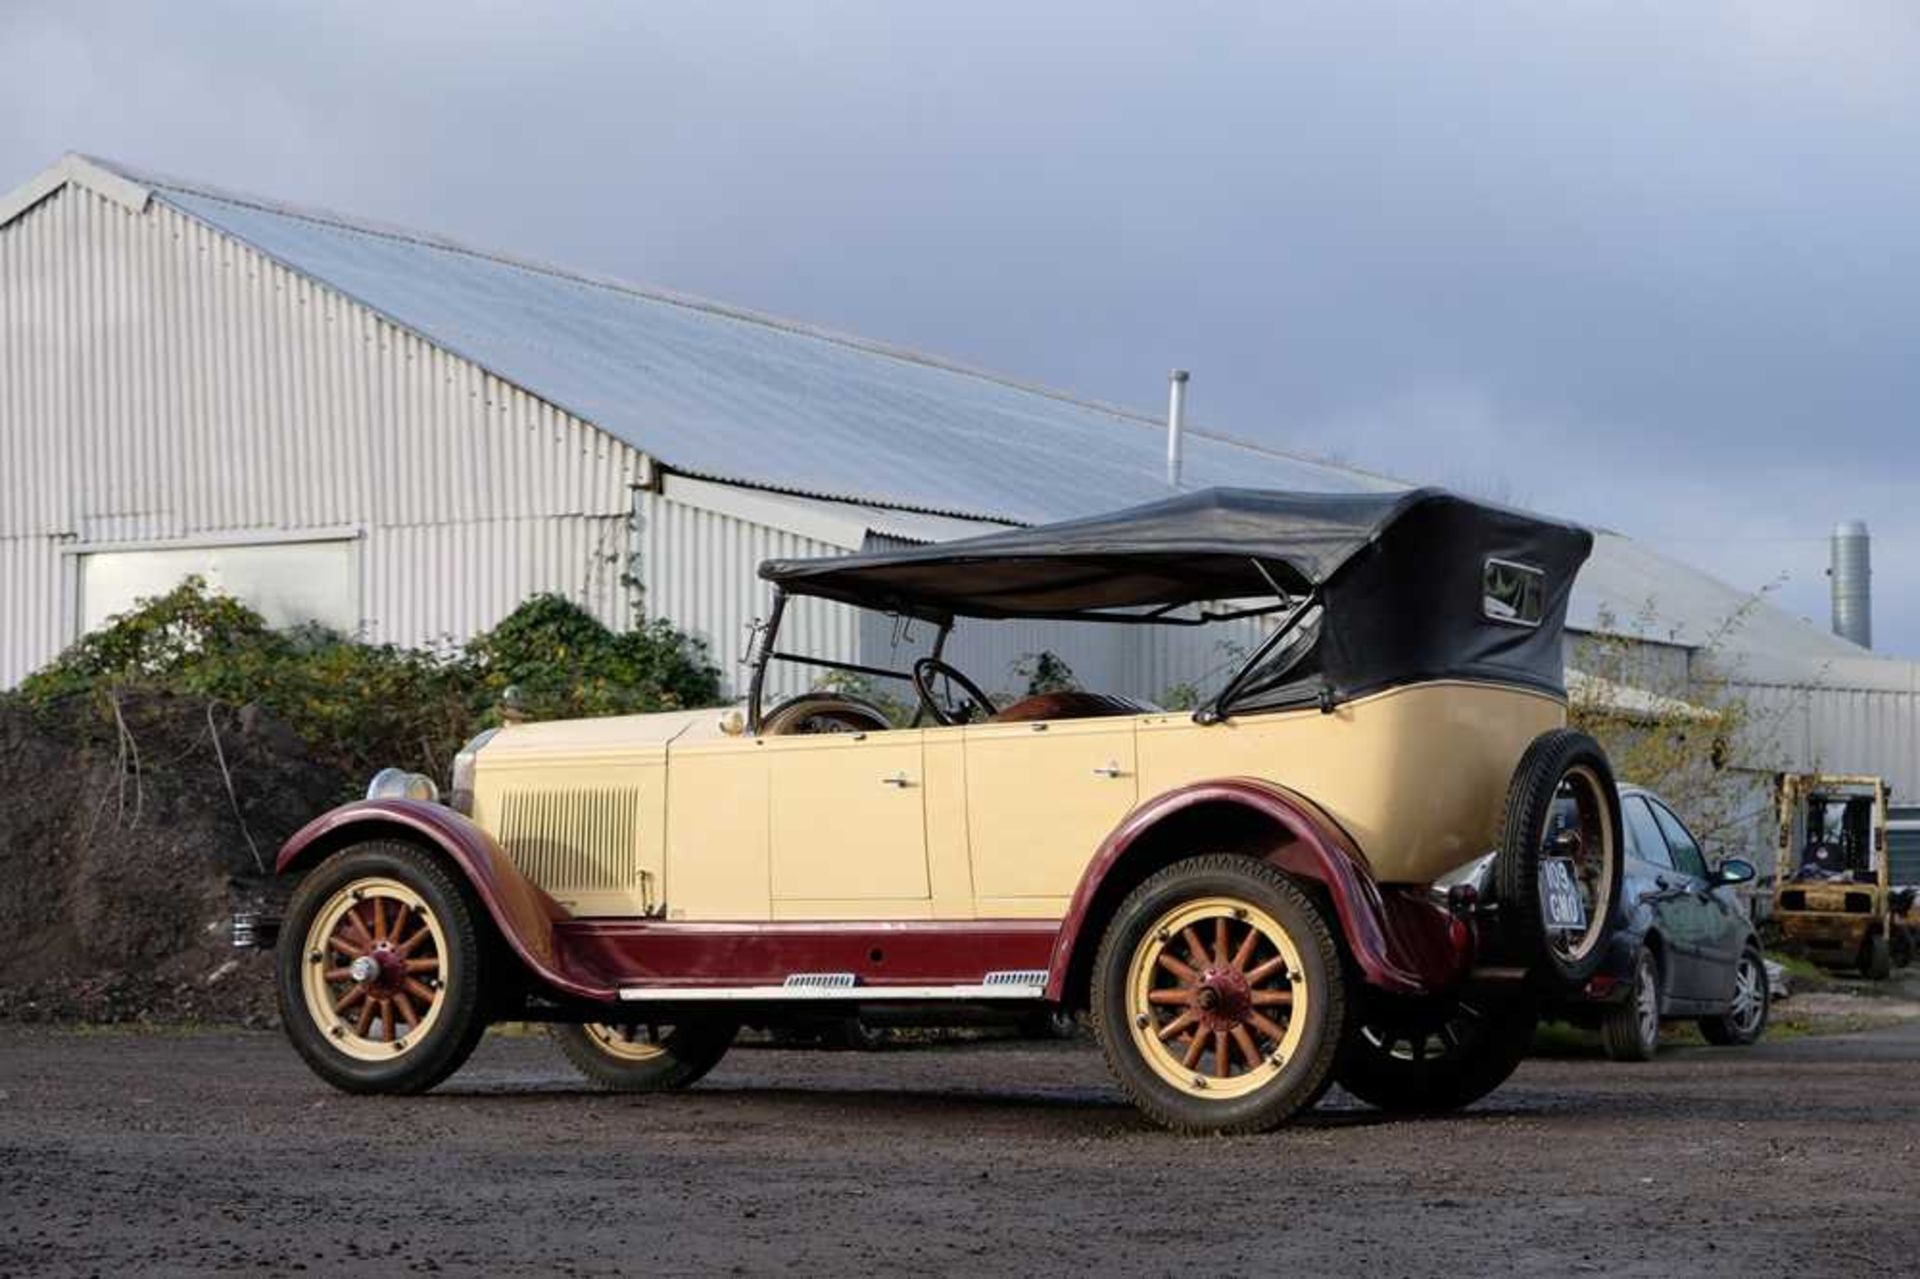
[447,727,500,816]
[365,767,441,805]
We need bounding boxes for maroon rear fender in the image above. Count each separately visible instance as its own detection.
[1044,779,1472,1003]
[277,799,615,1002]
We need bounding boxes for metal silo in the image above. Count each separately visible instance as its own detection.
[1830,520,1872,649]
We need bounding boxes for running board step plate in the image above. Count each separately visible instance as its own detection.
[619,971,1047,1003]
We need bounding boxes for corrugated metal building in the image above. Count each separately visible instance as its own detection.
[0,154,1379,700]
[5,153,1918,871]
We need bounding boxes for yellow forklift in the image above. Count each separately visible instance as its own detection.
[1774,774,1916,979]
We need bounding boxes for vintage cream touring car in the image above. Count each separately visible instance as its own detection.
[264,487,1626,1132]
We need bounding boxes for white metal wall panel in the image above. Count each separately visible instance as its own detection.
[1,183,644,679]
[366,516,636,649]
[0,536,73,686]
[0,199,74,539]
[633,491,862,701]
[1725,679,1920,800]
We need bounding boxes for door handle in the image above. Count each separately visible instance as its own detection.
[880,772,913,788]
[1091,762,1125,779]
[1655,876,1673,891]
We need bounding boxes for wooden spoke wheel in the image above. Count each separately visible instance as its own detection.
[1338,995,1539,1113]
[1494,729,1624,987]
[300,877,448,1061]
[552,1018,737,1091]
[1093,855,1346,1134]
[1125,896,1308,1101]
[276,841,489,1095]
[1541,763,1618,969]
[584,1022,673,1061]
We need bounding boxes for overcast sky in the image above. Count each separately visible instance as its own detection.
[7,2,1919,654]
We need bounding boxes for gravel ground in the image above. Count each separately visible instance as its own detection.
[2,1021,1918,1277]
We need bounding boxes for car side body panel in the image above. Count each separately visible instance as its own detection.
[1134,682,1564,887]
[564,918,1059,993]
[462,679,1561,926]
[1044,778,1473,1002]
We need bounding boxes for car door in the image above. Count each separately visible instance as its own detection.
[1648,798,1738,1003]
[962,717,1138,912]
[1620,791,1712,998]
[1621,796,1686,998]
[764,728,932,913]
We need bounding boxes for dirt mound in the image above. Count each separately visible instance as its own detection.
[0,693,350,1023]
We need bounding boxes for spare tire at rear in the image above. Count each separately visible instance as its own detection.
[1493,728,1623,987]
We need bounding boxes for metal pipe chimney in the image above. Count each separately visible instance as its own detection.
[1830,519,1872,648]
[1166,369,1189,489]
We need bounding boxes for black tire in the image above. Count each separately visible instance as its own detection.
[550,1019,737,1090]
[1337,995,1538,1114]
[1494,729,1624,987]
[1600,948,1661,1062]
[275,841,491,1094]
[1861,933,1893,981]
[1091,855,1347,1135]
[1698,948,1769,1046]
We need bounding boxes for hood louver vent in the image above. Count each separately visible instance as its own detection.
[496,786,645,906]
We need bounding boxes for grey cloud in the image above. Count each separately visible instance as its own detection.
[5,0,1917,650]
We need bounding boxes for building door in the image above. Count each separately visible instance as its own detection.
[79,538,359,634]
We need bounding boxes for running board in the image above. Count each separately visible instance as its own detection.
[618,970,1048,1003]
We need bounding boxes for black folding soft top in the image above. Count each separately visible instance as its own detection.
[760,486,1594,711]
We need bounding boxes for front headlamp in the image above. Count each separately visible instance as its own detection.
[366,767,441,804]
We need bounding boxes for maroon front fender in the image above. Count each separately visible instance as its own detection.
[1044,779,1471,1002]
[278,800,615,1002]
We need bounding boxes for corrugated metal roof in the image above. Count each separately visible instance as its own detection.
[20,156,1876,673]
[1575,530,1868,664]
[79,156,1396,528]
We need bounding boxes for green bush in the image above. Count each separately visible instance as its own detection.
[14,578,722,784]
[468,593,721,722]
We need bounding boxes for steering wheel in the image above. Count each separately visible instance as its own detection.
[912,657,995,726]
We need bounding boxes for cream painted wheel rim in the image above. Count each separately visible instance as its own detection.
[1125,895,1309,1101]
[300,876,449,1063]
[582,1023,672,1063]
[1545,763,1617,965]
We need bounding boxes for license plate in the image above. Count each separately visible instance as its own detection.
[1541,857,1588,931]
